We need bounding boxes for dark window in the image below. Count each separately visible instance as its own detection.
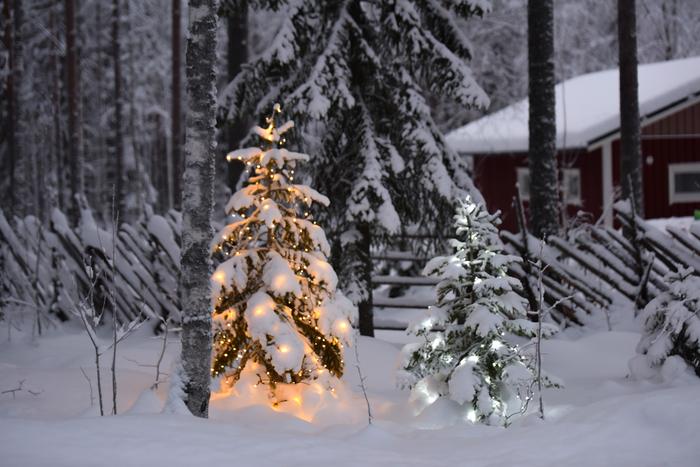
[674,172,700,194]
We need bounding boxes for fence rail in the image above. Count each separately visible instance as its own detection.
[0,208,181,328]
[2,202,698,333]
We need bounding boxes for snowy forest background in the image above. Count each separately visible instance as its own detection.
[2,1,700,466]
[2,0,699,225]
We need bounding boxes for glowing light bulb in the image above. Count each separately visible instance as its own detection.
[279,344,290,354]
[213,270,226,284]
[253,306,265,317]
[336,320,349,332]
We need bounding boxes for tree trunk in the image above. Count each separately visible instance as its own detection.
[527,0,559,239]
[124,0,141,219]
[225,3,248,191]
[112,0,125,217]
[357,223,374,337]
[50,8,62,212]
[618,0,643,217]
[171,0,182,210]
[4,0,18,217]
[661,0,677,61]
[65,0,82,225]
[178,0,218,418]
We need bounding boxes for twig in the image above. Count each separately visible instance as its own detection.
[111,187,119,416]
[153,318,169,390]
[353,332,372,425]
[80,366,95,407]
[1,380,25,399]
[535,244,545,420]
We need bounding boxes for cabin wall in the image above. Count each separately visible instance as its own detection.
[473,149,601,232]
[473,100,700,231]
[612,100,700,218]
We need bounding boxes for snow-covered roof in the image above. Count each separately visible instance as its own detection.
[446,56,700,154]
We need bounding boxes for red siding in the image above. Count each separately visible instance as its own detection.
[614,100,700,218]
[473,153,523,231]
[473,148,601,232]
[640,137,700,218]
[643,100,700,136]
[472,100,700,230]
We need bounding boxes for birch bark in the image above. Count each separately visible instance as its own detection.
[178,0,218,418]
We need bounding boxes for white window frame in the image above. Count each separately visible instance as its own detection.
[668,162,700,204]
[562,168,582,205]
[516,167,530,201]
[515,167,581,205]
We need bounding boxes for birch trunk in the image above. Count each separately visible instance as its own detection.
[178,0,218,418]
[527,0,559,239]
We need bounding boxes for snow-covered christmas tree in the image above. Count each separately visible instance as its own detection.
[634,267,700,378]
[211,104,355,391]
[399,198,556,425]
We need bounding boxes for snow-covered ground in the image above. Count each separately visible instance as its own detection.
[1,321,699,467]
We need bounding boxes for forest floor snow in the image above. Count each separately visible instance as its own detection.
[0,322,699,467]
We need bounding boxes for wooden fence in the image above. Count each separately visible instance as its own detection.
[371,202,700,329]
[2,201,698,332]
[0,208,181,328]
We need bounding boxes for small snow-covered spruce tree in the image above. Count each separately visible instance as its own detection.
[636,268,700,377]
[211,104,355,391]
[399,198,556,425]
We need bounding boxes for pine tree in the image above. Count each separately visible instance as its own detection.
[618,0,643,217]
[399,198,556,425]
[528,0,559,239]
[65,0,83,225]
[219,1,490,334]
[635,268,700,378]
[211,104,355,392]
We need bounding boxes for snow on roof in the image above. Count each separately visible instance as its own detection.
[446,56,700,154]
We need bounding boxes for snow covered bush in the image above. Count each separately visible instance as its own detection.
[633,267,700,379]
[211,105,356,393]
[399,198,557,425]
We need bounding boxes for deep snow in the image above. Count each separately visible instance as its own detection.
[1,321,699,467]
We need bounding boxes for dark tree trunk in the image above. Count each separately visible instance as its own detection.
[225,3,248,191]
[65,0,82,224]
[50,8,63,212]
[661,0,677,61]
[112,0,125,216]
[4,0,19,217]
[357,223,374,337]
[618,0,643,217]
[178,0,218,418]
[527,0,559,239]
[124,0,141,218]
[171,0,182,210]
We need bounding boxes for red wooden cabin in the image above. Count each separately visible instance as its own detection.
[446,56,700,232]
